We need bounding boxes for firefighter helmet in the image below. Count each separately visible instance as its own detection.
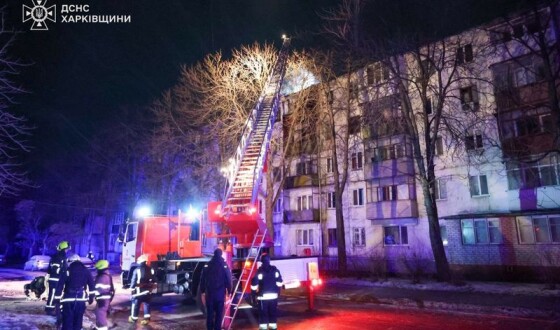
[95,260,109,270]
[67,254,81,263]
[137,254,148,263]
[57,241,70,251]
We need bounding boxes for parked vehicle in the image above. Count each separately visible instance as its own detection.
[24,255,51,271]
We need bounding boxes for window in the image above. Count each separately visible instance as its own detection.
[440,225,448,246]
[297,195,312,211]
[460,86,479,111]
[328,228,338,247]
[517,215,560,244]
[373,144,406,162]
[353,227,366,247]
[469,175,489,197]
[258,200,263,214]
[424,97,433,115]
[378,185,398,201]
[326,157,334,173]
[273,198,282,213]
[465,132,483,150]
[272,167,281,182]
[349,116,361,135]
[349,81,358,99]
[296,229,314,246]
[351,152,363,170]
[384,226,408,245]
[366,62,389,85]
[296,161,313,175]
[512,57,545,87]
[456,44,473,64]
[461,218,502,244]
[435,137,444,156]
[506,155,560,190]
[274,230,281,246]
[434,178,447,200]
[352,188,364,206]
[327,192,336,209]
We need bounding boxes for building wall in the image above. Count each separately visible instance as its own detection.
[271,5,560,280]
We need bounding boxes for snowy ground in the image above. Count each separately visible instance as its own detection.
[327,276,560,297]
[0,268,558,329]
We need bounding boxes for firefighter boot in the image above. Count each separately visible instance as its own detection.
[128,316,136,323]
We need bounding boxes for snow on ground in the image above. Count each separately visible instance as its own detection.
[327,276,560,297]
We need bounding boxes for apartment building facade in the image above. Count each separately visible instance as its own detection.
[266,4,560,280]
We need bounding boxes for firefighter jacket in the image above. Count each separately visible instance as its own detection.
[55,261,95,303]
[130,262,155,298]
[251,264,283,300]
[200,256,232,301]
[94,269,115,301]
[47,250,67,280]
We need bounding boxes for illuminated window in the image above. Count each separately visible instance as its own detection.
[461,218,502,244]
[517,215,560,244]
[366,62,389,85]
[384,226,408,245]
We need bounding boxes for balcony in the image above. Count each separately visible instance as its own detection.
[283,209,321,224]
[284,174,319,189]
[501,133,555,158]
[364,158,415,180]
[495,81,550,111]
[366,199,418,220]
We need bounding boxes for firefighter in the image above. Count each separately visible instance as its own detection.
[129,254,155,325]
[55,253,95,330]
[45,241,70,318]
[251,254,283,330]
[93,260,114,330]
[200,248,232,330]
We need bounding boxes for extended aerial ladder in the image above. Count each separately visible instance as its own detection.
[207,37,291,247]
[205,37,290,330]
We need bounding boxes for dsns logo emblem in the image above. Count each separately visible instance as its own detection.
[23,0,56,31]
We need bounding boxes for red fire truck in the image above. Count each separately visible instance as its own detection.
[119,37,321,326]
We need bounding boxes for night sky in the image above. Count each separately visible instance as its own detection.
[1,0,526,199]
[3,1,338,177]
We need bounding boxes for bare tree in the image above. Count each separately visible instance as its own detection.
[320,0,499,280]
[0,14,32,196]
[15,200,47,259]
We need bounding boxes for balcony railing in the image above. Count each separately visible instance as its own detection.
[364,158,415,180]
[366,199,418,220]
[495,81,549,110]
[284,174,319,189]
[283,209,321,223]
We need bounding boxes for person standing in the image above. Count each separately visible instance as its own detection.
[93,260,115,330]
[200,248,232,330]
[129,254,155,325]
[55,254,95,330]
[45,241,70,318]
[251,254,283,330]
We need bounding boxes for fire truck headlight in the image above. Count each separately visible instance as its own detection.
[135,205,152,218]
[184,272,190,280]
